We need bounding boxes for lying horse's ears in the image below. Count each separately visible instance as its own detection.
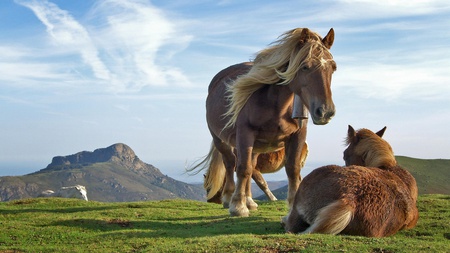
[322,28,334,49]
[376,126,387,138]
[347,125,356,142]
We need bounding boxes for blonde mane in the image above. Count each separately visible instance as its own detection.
[347,129,397,168]
[223,28,332,129]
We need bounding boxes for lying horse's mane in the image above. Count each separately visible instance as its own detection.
[346,128,396,168]
[223,28,333,129]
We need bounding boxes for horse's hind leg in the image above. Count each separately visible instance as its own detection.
[212,136,236,208]
[252,169,277,201]
[245,172,258,210]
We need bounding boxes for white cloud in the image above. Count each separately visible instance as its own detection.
[341,0,449,11]
[335,62,450,101]
[323,0,450,22]
[16,0,110,80]
[0,62,64,80]
[87,0,194,91]
[0,45,74,90]
[13,0,193,93]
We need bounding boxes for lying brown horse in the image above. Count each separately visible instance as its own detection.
[189,28,336,216]
[283,126,419,237]
[206,143,308,203]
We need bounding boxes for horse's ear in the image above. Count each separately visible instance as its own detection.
[322,28,335,49]
[376,126,387,138]
[347,125,356,143]
[299,28,311,44]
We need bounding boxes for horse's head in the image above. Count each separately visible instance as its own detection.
[287,28,336,125]
[343,125,396,168]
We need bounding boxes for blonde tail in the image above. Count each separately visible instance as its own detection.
[303,199,354,235]
[186,142,226,200]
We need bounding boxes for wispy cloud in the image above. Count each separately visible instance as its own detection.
[7,0,450,103]
[335,61,450,101]
[313,0,450,22]
[87,0,193,90]
[0,45,76,89]
[13,0,193,93]
[15,0,110,80]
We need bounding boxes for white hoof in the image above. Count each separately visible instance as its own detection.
[229,204,249,217]
[246,197,258,210]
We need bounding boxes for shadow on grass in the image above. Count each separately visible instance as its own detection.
[2,198,122,214]
[5,198,287,238]
[49,215,285,238]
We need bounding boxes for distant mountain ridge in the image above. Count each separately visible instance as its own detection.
[0,143,204,202]
[1,146,447,203]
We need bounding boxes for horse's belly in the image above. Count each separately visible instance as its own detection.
[253,138,285,153]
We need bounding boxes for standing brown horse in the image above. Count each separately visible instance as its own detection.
[283,126,419,237]
[189,28,336,217]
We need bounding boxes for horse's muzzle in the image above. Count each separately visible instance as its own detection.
[311,105,335,125]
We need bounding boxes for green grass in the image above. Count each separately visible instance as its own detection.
[1,195,449,252]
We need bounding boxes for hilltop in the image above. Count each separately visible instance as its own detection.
[0,143,204,202]
[395,156,450,194]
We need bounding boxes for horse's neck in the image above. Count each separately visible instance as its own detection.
[265,84,295,115]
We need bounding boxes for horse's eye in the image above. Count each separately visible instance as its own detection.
[301,65,309,71]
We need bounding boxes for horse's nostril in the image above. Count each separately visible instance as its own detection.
[315,107,324,118]
[315,107,335,119]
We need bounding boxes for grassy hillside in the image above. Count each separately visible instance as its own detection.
[1,195,448,252]
[396,156,450,195]
[0,161,205,202]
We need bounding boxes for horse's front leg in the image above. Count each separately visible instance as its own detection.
[285,128,308,209]
[222,159,235,208]
[245,154,260,210]
[230,146,255,217]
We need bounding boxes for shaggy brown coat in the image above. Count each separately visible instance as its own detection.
[283,126,419,237]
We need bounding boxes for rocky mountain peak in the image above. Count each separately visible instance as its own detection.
[45,143,139,170]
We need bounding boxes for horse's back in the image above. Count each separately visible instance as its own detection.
[208,62,253,93]
[206,62,252,137]
[300,165,399,194]
[295,165,351,212]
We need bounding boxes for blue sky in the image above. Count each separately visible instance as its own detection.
[1,0,449,182]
